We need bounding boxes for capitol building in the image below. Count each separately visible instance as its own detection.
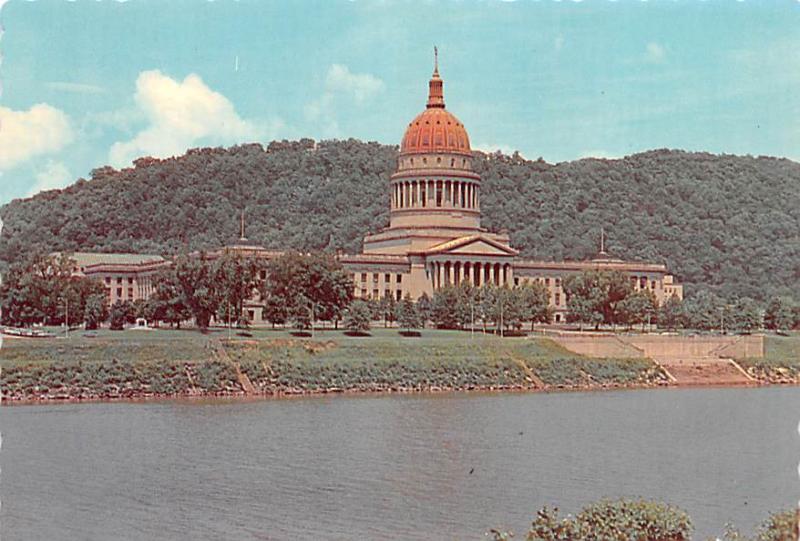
[68,55,682,325]
[338,55,682,323]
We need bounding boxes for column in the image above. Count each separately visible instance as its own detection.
[438,262,444,290]
[489,263,496,286]
[457,262,464,285]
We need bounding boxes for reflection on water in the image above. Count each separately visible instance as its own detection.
[1,387,797,540]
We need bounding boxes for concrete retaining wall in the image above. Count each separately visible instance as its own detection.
[550,335,646,358]
[551,334,764,359]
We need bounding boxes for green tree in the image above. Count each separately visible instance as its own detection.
[395,294,421,332]
[214,252,266,327]
[0,252,104,328]
[763,297,795,330]
[658,295,685,330]
[266,252,353,330]
[344,299,372,333]
[379,295,398,328]
[518,281,552,330]
[261,293,289,328]
[416,292,432,328]
[173,254,220,330]
[83,293,108,330]
[563,270,632,330]
[109,300,134,331]
[431,285,469,329]
[726,297,762,333]
[149,267,192,328]
[618,290,658,330]
[683,290,725,331]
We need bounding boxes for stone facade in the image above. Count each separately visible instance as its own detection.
[63,252,170,305]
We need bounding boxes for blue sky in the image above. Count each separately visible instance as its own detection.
[2,0,800,205]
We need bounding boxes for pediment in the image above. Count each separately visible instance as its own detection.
[424,235,518,257]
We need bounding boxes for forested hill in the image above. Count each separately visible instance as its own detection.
[2,138,800,300]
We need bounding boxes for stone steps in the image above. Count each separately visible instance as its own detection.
[654,357,754,386]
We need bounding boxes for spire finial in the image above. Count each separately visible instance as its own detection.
[427,47,445,108]
[240,209,246,241]
[600,227,606,255]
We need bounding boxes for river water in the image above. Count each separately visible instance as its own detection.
[1,387,797,540]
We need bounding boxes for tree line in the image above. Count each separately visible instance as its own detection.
[0,253,795,334]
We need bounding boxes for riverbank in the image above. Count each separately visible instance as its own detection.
[1,328,797,404]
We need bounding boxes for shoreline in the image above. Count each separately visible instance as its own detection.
[2,378,783,407]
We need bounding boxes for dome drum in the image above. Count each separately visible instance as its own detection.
[396,153,475,173]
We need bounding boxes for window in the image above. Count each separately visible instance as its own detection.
[105,277,111,285]
[361,273,367,283]
[640,277,647,289]
[384,289,391,299]
[396,274,402,283]
[117,288,123,297]
[555,293,561,306]
[555,278,561,287]
[545,278,550,286]
[372,289,379,299]
[396,289,402,301]
[128,277,134,285]
[652,280,657,290]
[373,273,379,283]
[384,273,391,283]
[436,182,443,206]
[514,277,519,286]
[555,314,562,323]
[260,270,267,280]
[361,288,367,298]
[105,288,111,298]
[128,288,133,298]
[116,277,123,285]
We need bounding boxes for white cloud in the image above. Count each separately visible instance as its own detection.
[644,42,666,63]
[0,104,73,171]
[108,70,273,167]
[27,160,72,197]
[324,64,384,103]
[305,64,384,136]
[46,81,106,94]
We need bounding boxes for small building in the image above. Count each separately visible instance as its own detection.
[63,252,171,305]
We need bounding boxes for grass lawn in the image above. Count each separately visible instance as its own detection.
[0,327,217,367]
[0,326,669,399]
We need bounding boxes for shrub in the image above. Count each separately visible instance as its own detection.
[526,499,692,541]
